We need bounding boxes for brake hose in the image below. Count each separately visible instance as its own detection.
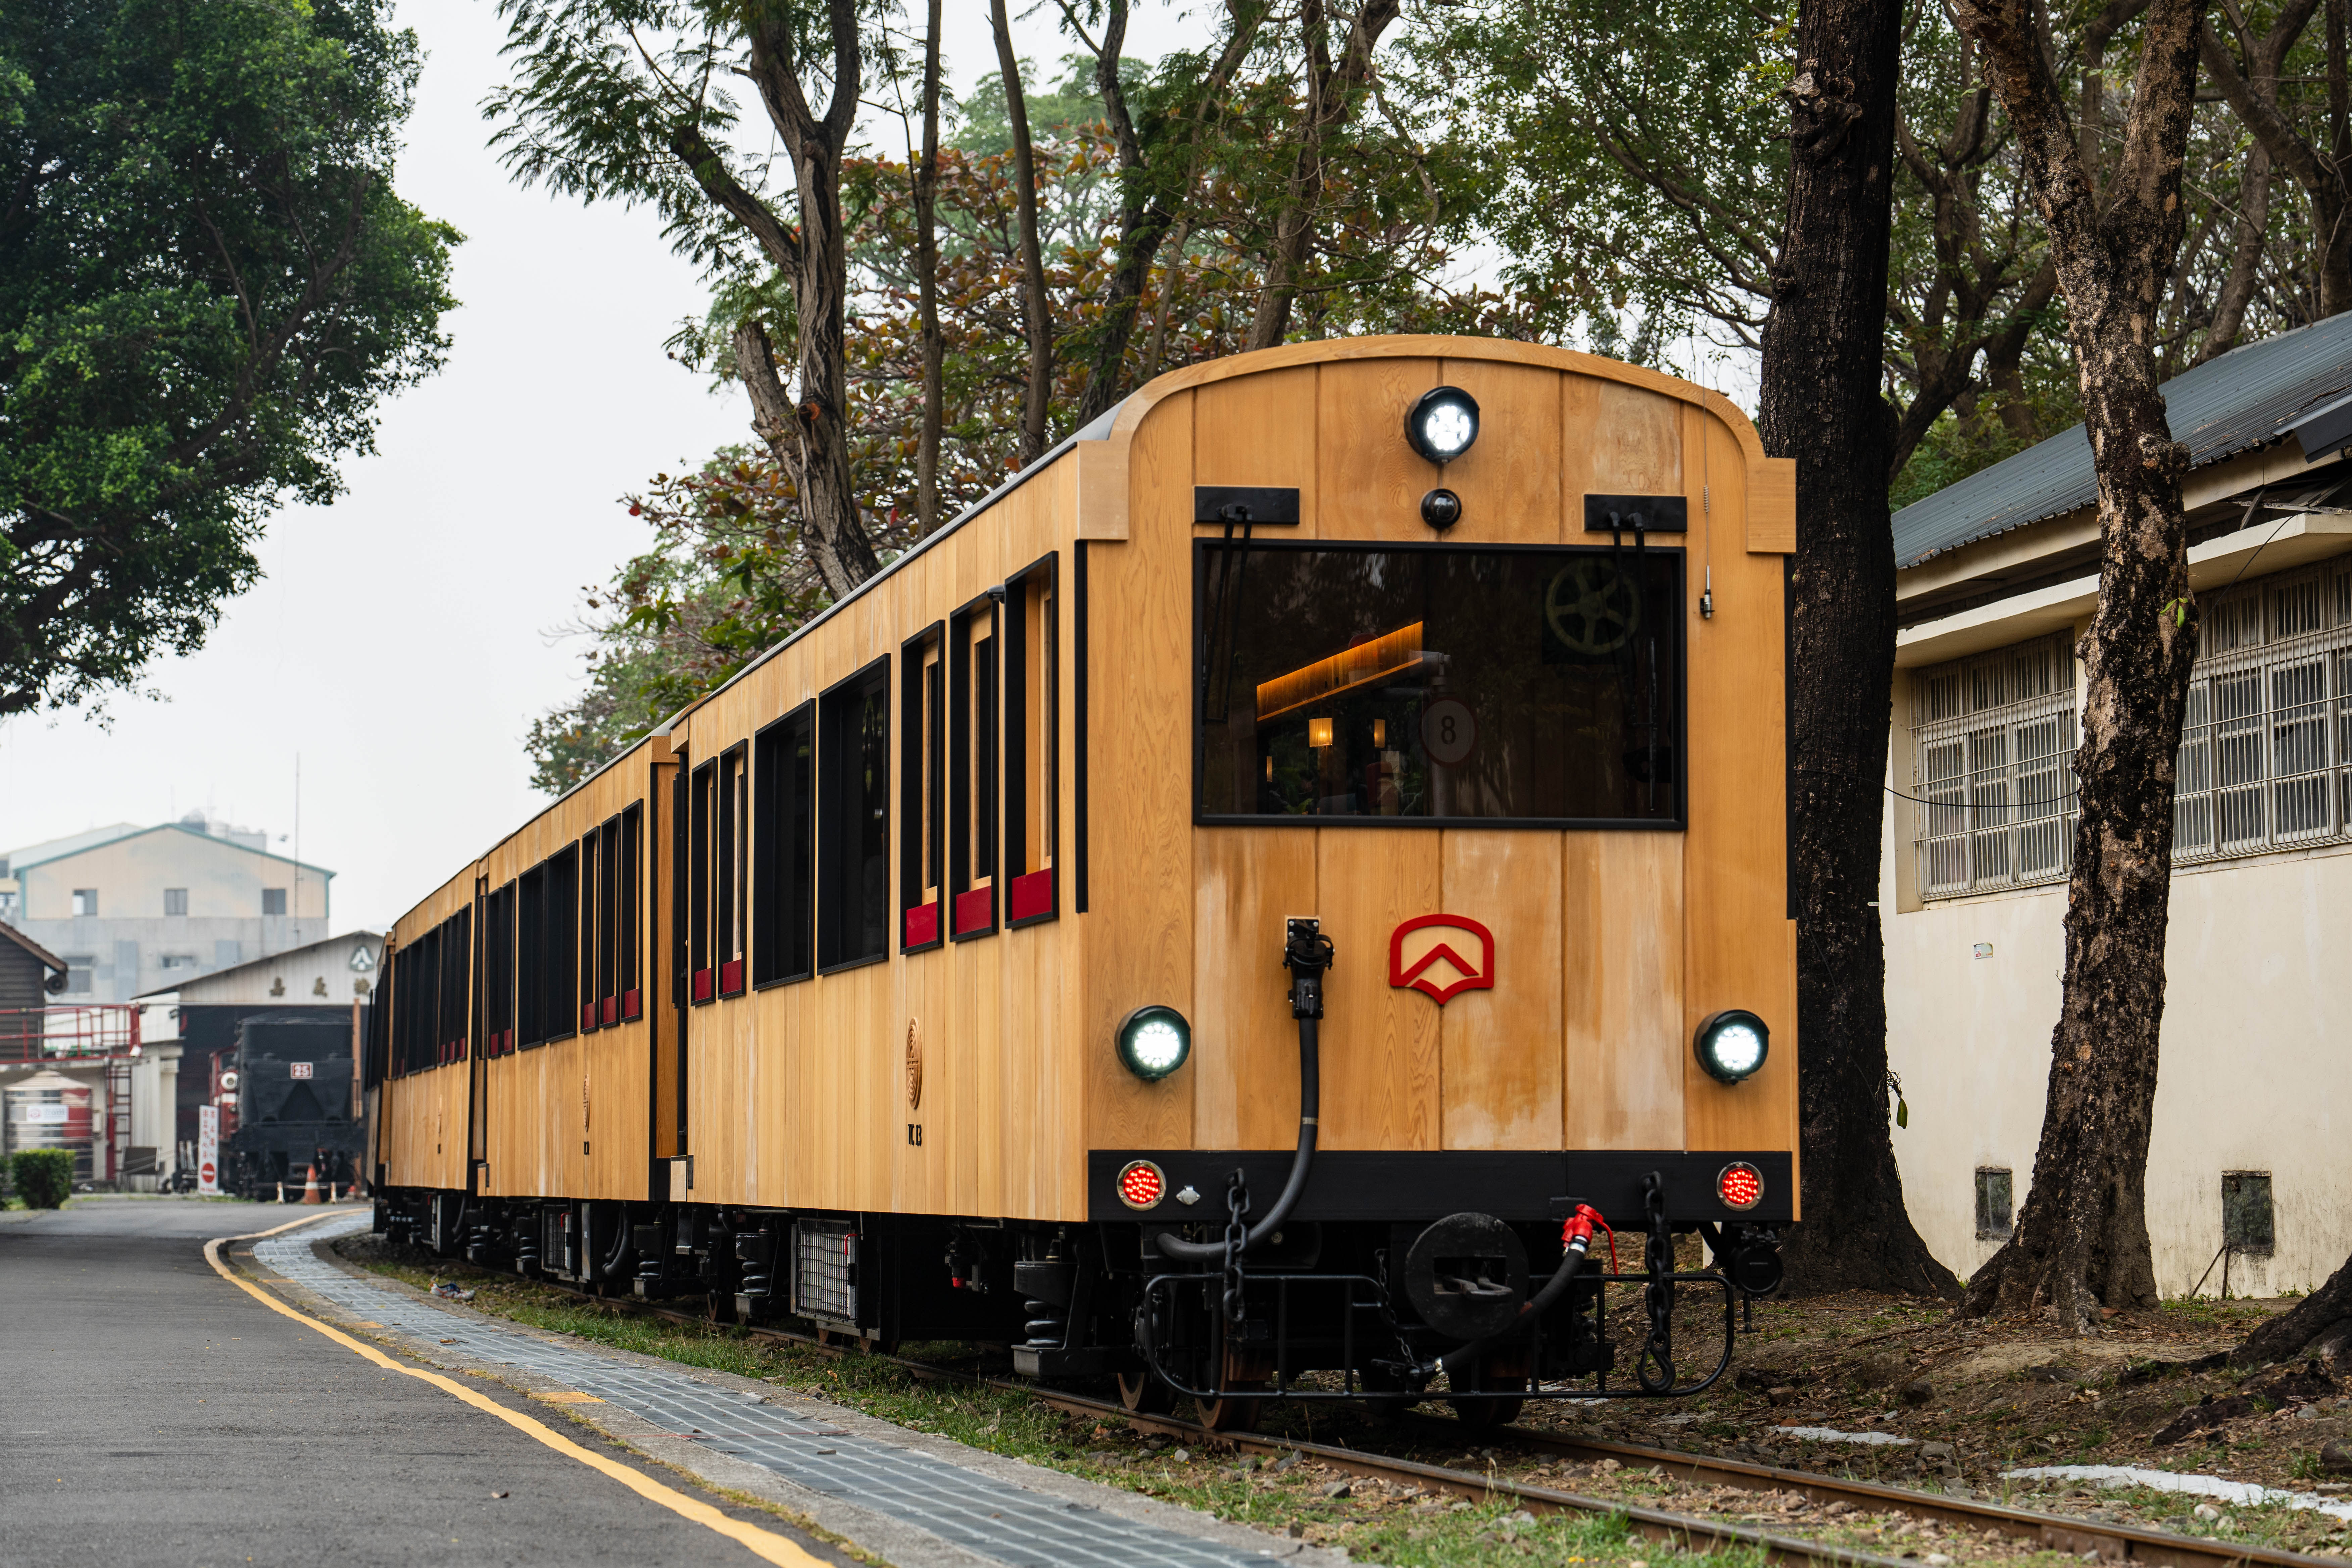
[1433,1205,1602,1381]
[1157,921,1333,1263]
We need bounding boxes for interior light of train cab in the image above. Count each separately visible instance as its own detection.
[1405,385,1480,463]
[1196,543,1683,824]
[1115,1005,1191,1081]
[1694,1009,1769,1083]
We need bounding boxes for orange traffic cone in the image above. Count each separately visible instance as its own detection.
[301,1164,322,1204]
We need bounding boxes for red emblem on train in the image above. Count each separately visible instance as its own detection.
[1387,914,1496,1004]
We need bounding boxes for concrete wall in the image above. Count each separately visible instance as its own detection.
[1883,684,2352,1296]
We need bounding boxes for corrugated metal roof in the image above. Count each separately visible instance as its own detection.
[1892,312,2352,570]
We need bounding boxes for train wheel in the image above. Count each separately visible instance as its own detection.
[1448,1351,1529,1430]
[1117,1368,1176,1416]
[1197,1345,1272,1433]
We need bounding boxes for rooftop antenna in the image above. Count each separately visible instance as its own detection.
[292,753,301,949]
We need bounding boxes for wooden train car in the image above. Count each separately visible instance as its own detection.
[369,336,1798,1426]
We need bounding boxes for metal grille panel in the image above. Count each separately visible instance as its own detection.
[792,1221,858,1325]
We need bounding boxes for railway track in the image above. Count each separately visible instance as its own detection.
[358,1249,2342,1568]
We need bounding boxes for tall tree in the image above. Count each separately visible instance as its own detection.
[990,0,1053,463]
[2199,0,2350,317]
[1246,0,1401,349]
[915,0,944,533]
[486,0,881,599]
[1761,1,1958,1298]
[1947,0,2209,1332]
[0,0,455,716]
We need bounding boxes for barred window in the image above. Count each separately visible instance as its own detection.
[1912,634,2079,898]
[1913,556,2352,903]
[2173,558,2352,863]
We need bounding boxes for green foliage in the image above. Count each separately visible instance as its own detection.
[0,0,457,716]
[9,1148,74,1208]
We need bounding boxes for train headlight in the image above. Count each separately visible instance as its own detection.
[1405,386,1480,464]
[1115,1005,1191,1082]
[1694,1009,1768,1084]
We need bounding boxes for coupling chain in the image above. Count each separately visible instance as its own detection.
[1636,1172,1677,1393]
[1222,1172,1252,1323]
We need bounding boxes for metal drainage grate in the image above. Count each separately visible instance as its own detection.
[253,1219,1278,1568]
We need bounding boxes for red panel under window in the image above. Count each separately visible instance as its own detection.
[1009,869,1055,923]
[580,1002,597,1033]
[953,887,995,937]
[720,958,744,995]
[905,900,939,948]
[622,989,641,1021]
[602,995,617,1026]
[693,968,714,1002]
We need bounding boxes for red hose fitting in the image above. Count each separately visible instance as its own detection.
[1561,1203,1618,1273]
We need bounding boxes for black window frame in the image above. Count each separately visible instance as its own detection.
[689,756,715,1003]
[619,802,643,1019]
[1190,539,1691,831]
[818,655,892,974]
[486,878,517,1055]
[949,595,1000,940]
[753,702,818,986]
[517,864,546,1048]
[898,622,947,953]
[1004,553,1060,929]
[545,842,578,1044]
[577,826,602,1034]
[716,742,748,996]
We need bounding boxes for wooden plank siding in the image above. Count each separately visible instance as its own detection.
[378,337,1796,1222]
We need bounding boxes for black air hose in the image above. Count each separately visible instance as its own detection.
[1157,921,1332,1263]
[1434,1233,1592,1382]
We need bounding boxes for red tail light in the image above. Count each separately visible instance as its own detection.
[1116,1160,1166,1211]
[1718,1162,1763,1212]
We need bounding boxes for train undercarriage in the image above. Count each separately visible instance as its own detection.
[373,1178,1782,1432]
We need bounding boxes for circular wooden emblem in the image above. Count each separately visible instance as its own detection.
[905,1018,923,1111]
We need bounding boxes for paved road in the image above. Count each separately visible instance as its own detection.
[0,1198,840,1567]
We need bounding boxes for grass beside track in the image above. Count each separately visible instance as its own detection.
[335,1235,2336,1565]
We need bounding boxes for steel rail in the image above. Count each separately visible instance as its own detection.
[409,1259,2341,1568]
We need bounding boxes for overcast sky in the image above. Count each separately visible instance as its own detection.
[0,0,1195,933]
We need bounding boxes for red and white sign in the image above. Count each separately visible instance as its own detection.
[1388,914,1496,1005]
[197,1104,220,1195]
[289,1062,313,1080]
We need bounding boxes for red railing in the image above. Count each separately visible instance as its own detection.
[0,1006,142,1064]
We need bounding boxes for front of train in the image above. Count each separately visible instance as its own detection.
[1067,351,1798,1430]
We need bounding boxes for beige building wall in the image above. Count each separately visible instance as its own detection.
[16,829,327,921]
[1882,663,2352,1297]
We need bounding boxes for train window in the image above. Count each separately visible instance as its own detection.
[597,814,621,1024]
[949,598,998,939]
[441,907,471,1065]
[716,744,747,995]
[1004,555,1058,926]
[1195,542,1685,825]
[753,704,817,985]
[619,802,643,1018]
[818,657,891,971]
[486,880,516,1054]
[577,827,601,1032]
[545,842,578,1040]
[898,625,946,951]
[517,863,546,1047]
[689,757,715,1001]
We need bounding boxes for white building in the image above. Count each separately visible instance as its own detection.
[0,813,333,1003]
[1884,314,2352,1297]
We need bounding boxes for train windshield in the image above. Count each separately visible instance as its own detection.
[1195,542,1683,824]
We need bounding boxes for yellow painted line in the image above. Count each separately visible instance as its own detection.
[206,1218,823,1567]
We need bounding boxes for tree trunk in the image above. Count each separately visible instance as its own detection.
[915,0,944,534]
[1948,0,2205,1334]
[1245,0,1398,351]
[1071,0,1167,426]
[1759,0,1958,1300]
[992,0,1053,465]
[2233,1251,2352,1367]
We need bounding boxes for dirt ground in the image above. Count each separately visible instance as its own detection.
[1483,1279,2352,1557]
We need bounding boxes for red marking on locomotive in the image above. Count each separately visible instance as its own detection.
[1387,914,1496,1004]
